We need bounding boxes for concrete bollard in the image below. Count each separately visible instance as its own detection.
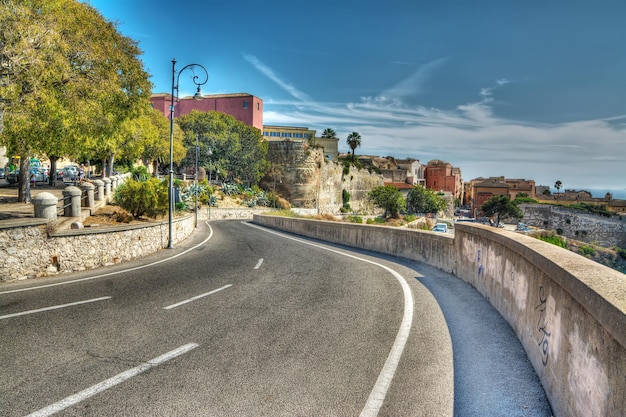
[92,179,104,202]
[63,186,82,217]
[80,182,95,208]
[103,177,112,201]
[111,175,118,190]
[33,192,58,222]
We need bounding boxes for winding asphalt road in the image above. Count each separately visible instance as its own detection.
[0,220,551,416]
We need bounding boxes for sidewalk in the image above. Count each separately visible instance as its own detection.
[0,179,69,220]
[0,179,97,230]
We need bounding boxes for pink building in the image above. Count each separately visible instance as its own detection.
[151,93,264,131]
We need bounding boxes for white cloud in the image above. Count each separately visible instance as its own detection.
[247,58,626,189]
[242,54,311,102]
[381,58,447,99]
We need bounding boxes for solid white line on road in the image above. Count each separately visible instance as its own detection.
[163,284,232,310]
[26,343,199,417]
[0,296,112,320]
[254,258,264,269]
[245,222,414,417]
[0,224,214,294]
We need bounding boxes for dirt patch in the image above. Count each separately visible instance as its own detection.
[82,205,156,227]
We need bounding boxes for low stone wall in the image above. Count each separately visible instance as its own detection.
[252,214,626,417]
[0,215,195,281]
[207,207,272,220]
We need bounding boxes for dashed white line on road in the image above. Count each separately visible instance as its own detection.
[25,343,199,417]
[163,284,232,310]
[254,258,264,269]
[0,296,112,320]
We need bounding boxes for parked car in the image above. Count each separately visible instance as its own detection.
[6,169,47,184]
[62,165,80,181]
[0,167,5,179]
[6,170,19,184]
[432,223,448,233]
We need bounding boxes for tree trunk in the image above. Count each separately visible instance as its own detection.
[107,153,115,177]
[17,157,31,203]
[49,156,59,186]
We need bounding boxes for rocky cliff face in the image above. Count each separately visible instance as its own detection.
[265,141,383,213]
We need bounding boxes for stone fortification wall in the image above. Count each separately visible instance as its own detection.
[266,141,383,214]
[0,216,195,281]
[252,214,626,417]
[267,141,321,208]
[520,204,626,247]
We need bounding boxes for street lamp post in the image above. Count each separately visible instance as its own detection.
[194,134,199,228]
[168,59,208,248]
[207,144,212,220]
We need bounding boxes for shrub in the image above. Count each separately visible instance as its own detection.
[114,178,168,218]
[536,233,567,248]
[579,245,596,257]
[613,246,626,260]
[131,166,150,182]
[222,183,240,196]
[347,215,363,223]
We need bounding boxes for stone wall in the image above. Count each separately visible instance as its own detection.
[252,214,626,417]
[520,204,626,247]
[0,215,195,282]
[266,141,383,214]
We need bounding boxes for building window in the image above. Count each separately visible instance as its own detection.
[263,132,268,136]
[269,132,280,137]
[282,132,292,137]
[243,100,248,109]
[293,133,303,138]
[305,134,311,139]
[257,103,260,110]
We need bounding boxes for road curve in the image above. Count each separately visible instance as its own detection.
[0,220,454,416]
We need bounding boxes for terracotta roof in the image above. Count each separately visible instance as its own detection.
[384,182,414,189]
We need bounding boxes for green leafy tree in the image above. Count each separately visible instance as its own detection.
[346,131,362,163]
[369,185,406,218]
[0,0,152,200]
[554,180,562,201]
[139,108,186,175]
[177,110,267,184]
[406,185,446,215]
[321,128,338,140]
[481,195,523,226]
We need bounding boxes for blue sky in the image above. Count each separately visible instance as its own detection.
[85,0,626,192]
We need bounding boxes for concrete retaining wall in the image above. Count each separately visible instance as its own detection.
[252,214,626,417]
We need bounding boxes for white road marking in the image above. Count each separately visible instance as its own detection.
[26,343,199,417]
[0,224,214,294]
[163,284,232,310]
[245,222,414,417]
[254,258,264,269]
[0,296,112,320]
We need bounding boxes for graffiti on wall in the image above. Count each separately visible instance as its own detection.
[535,286,551,366]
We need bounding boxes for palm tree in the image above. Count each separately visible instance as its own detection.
[321,128,338,139]
[346,131,362,163]
[555,180,562,200]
